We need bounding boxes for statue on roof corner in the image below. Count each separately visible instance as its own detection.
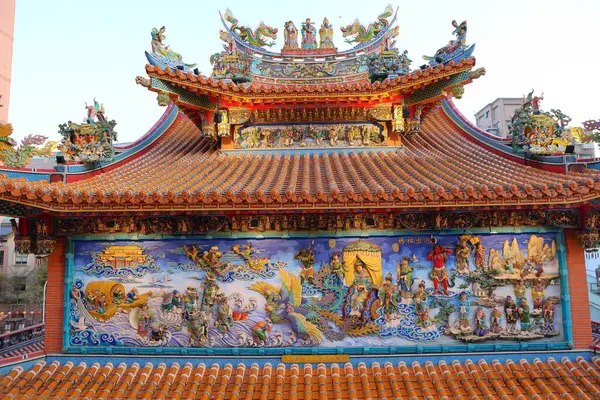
[223,8,278,48]
[340,4,393,44]
[423,19,474,66]
[147,26,196,70]
[58,99,117,164]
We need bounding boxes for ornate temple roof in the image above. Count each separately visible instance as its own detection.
[2,356,600,398]
[143,58,476,108]
[0,103,598,216]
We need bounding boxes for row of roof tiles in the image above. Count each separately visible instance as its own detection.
[2,356,600,399]
[0,108,599,212]
[145,58,476,96]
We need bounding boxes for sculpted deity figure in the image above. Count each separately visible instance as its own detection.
[319,18,335,49]
[427,244,452,295]
[283,21,299,50]
[301,18,318,49]
[151,26,183,62]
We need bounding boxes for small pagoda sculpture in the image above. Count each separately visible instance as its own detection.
[58,99,117,164]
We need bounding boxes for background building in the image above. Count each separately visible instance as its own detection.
[474,97,522,138]
[0,0,15,123]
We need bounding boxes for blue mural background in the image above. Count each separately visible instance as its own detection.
[65,232,566,353]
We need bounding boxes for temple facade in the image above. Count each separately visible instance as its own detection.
[1,7,600,397]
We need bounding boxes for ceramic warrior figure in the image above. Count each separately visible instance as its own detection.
[319,18,335,49]
[283,21,299,50]
[295,247,316,285]
[489,306,503,334]
[301,18,318,49]
[504,296,518,334]
[473,307,488,337]
[427,244,453,295]
[457,291,471,330]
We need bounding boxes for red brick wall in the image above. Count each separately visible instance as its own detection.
[45,238,66,353]
[565,230,593,349]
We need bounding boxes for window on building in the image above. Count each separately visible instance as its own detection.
[15,254,28,265]
[0,250,4,266]
[13,277,26,292]
[485,111,489,118]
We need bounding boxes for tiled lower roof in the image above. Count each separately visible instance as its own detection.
[0,108,599,213]
[2,357,600,399]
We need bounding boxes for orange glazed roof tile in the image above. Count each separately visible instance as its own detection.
[0,107,599,214]
[2,357,600,399]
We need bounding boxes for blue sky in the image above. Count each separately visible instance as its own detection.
[8,0,600,143]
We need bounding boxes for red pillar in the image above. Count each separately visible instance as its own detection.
[565,230,593,349]
[44,238,66,353]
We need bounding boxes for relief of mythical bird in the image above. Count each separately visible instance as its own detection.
[249,269,324,343]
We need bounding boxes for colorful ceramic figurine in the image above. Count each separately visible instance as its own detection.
[126,287,139,304]
[518,298,531,334]
[112,287,124,305]
[473,307,487,337]
[319,18,335,49]
[349,259,373,316]
[252,319,273,345]
[490,306,503,333]
[504,296,518,334]
[396,256,413,292]
[413,281,430,327]
[514,280,526,307]
[542,298,556,333]
[283,21,299,50]
[457,292,471,330]
[380,273,396,320]
[295,247,316,285]
[427,244,453,295]
[329,252,344,285]
[532,279,545,312]
[474,242,486,271]
[301,18,318,49]
[455,238,471,274]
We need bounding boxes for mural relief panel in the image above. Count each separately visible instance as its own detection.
[67,233,564,351]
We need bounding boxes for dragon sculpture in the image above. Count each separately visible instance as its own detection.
[340,4,394,44]
[0,123,58,167]
[223,9,278,48]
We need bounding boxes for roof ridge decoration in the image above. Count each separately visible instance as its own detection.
[145,26,197,73]
[423,19,475,67]
[58,99,118,164]
[508,89,592,156]
[0,123,58,168]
